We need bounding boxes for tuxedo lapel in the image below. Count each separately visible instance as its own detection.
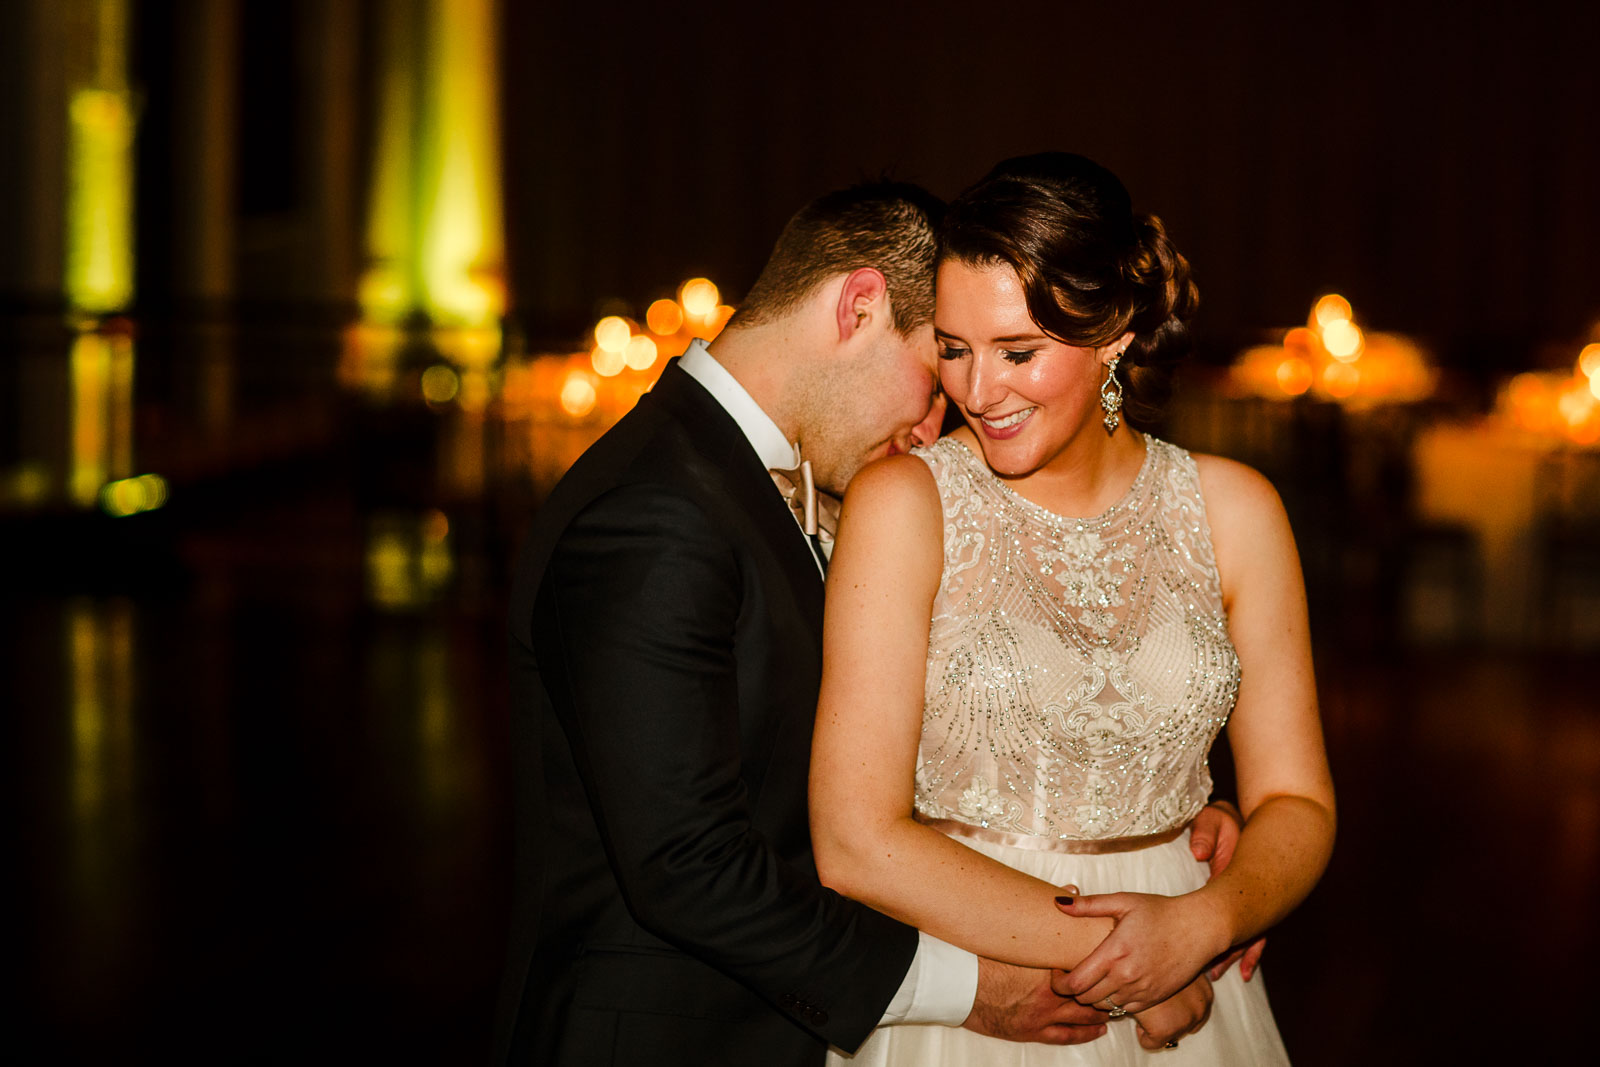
[650,362,826,636]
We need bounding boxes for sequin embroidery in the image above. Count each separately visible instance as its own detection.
[912,435,1240,840]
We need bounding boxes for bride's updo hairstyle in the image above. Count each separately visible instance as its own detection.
[939,152,1198,426]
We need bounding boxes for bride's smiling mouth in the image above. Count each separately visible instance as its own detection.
[977,406,1036,439]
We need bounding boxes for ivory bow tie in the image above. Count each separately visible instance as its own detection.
[769,458,840,542]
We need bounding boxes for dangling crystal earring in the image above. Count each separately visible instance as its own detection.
[1100,352,1125,434]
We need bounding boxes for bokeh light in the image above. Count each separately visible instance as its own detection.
[1276,357,1314,396]
[99,473,167,517]
[590,345,626,377]
[559,371,598,417]
[594,315,632,354]
[421,364,460,404]
[1323,319,1365,361]
[623,334,658,371]
[1580,343,1600,379]
[680,278,719,318]
[1313,293,1352,328]
[1322,361,1360,398]
[646,299,684,336]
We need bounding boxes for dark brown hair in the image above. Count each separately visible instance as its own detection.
[734,181,944,336]
[939,153,1198,425]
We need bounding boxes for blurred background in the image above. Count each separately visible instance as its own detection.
[4,0,1597,1062]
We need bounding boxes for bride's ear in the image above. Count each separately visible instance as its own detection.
[835,268,888,343]
[1100,332,1135,365]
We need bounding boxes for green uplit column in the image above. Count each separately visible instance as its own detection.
[63,0,136,317]
[359,0,505,329]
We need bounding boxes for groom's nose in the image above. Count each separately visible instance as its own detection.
[908,392,947,448]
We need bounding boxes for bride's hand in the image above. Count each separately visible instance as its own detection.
[1131,973,1213,1050]
[1049,891,1228,1013]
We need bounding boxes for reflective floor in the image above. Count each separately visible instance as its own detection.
[7,322,1598,1063]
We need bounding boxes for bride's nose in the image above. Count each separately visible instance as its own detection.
[964,352,1007,414]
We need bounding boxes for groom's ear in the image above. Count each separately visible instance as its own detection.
[834,267,889,343]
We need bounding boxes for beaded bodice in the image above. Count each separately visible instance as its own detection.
[912,435,1239,840]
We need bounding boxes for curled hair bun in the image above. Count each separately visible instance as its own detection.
[1120,213,1198,423]
[1127,214,1197,325]
[940,152,1199,427]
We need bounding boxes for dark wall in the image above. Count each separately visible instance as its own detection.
[501,0,1600,362]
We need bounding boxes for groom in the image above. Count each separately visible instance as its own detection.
[493,182,1238,1065]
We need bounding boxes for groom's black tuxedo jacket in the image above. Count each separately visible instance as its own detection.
[494,361,919,1066]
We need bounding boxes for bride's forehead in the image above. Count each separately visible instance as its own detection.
[935,262,1034,333]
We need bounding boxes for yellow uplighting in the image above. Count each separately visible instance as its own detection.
[421,364,460,404]
[100,473,167,517]
[1275,357,1314,396]
[70,331,134,507]
[419,0,504,326]
[594,316,632,353]
[66,87,136,314]
[559,371,599,417]
[1580,344,1600,379]
[647,299,684,336]
[1313,293,1352,328]
[360,0,504,327]
[1322,319,1365,361]
[680,278,720,318]
[68,599,135,845]
[420,510,453,589]
[624,334,658,371]
[590,345,626,377]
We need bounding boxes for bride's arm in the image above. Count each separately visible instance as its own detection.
[1057,456,1336,1006]
[809,456,1225,979]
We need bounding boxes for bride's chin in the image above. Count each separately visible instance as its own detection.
[979,450,1032,478]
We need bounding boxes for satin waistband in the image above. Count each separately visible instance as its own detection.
[915,812,1189,855]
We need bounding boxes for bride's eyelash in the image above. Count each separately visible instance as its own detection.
[1002,349,1038,365]
[938,344,968,361]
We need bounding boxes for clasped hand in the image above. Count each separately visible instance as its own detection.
[1050,891,1226,1014]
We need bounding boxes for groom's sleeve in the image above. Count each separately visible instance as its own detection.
[881,933,979,1026]
[536,482,919,1051]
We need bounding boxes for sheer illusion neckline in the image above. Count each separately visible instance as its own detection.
[940,434,1157,530]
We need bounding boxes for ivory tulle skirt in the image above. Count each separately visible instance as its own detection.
[829,829,1290,1066]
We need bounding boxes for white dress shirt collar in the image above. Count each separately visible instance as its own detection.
[678,338,800,471]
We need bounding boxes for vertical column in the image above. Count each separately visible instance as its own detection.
[301,0,363,311]
[170,0,239,308]
[356,0,504,329]
[0,1,68,304]
[63,0,136,317]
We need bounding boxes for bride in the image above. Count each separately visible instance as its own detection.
[810,153,1334,1063]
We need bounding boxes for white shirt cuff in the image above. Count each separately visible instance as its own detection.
[877,932,979,1027]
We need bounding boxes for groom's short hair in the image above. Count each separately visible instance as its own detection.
[734,181,943,336]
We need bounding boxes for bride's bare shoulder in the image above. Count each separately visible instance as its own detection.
[1190,452,1286,527]
[842,453,940,513]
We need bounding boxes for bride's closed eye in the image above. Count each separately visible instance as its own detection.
[1001,349,1038,365]
[938,344,969,361]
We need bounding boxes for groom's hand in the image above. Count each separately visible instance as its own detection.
[963,957,1110,1045]
[1189,800,1267,982]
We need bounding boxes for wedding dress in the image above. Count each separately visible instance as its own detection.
[832,436,1290,1065]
